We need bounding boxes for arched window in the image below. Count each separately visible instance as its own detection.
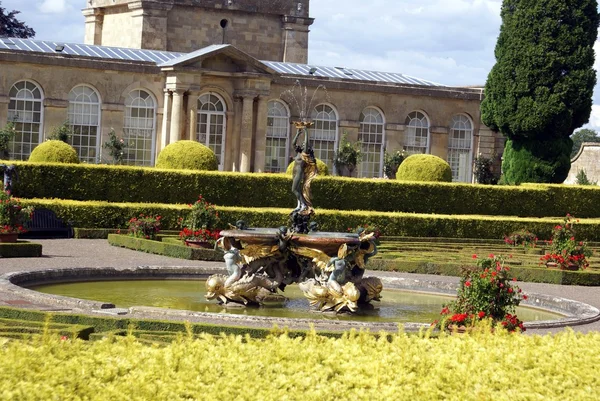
[310,104,338,172]
[68,85,101,163]
[358,107,385,178]
[7,80,43,160]
[265,100,290,173]
[405,111,430,154]
[197,93,226,170]
[123,89,156,166]
[448,114,473,182]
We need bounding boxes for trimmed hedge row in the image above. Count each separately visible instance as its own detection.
[0,242,43,258]
[0,307,342,339]
[9,161,600,217]
[19,198,600,240]
[370,259,600,286]
[108,234,222,261]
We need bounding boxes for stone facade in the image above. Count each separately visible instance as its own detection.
[564,143,600,185]
[0,0,504,182]
[83,0,313,63]
[0,46,501,181]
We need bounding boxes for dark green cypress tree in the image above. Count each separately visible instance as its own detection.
[481,0,599,184]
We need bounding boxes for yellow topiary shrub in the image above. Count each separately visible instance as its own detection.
[28,140,80,164]
[396,154,452,182]
[156,140,218,171]
[286,158,330,176]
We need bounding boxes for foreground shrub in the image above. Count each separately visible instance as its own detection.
[1,329,599,400]
[0,190,33,234]
[504,229,538,248]
[156,140,218,171]
[436,254,526,332]
[541,214,593,270]
[396,154,452,182]
[28,140,80,164]
[127,214,161,240]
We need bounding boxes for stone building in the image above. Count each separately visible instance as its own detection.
[0,0,501,181]
[565,143,600,185]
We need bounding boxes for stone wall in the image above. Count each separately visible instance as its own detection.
[84,0,312,62]
[564,143,600,185]
[0,59,165,163]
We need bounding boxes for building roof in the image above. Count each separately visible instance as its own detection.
[0,37,444,87]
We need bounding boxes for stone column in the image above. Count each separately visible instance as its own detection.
[160,90,171,150]
[169,90,184,144]
[188,93,198,141]
[239,95,255,173]
[253,96,268,173]
[82,8,104,45]
[430,126,449,160]
[0,95,8,128]
[230,97,243,172]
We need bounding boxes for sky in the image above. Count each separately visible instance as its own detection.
[3,0,600,131]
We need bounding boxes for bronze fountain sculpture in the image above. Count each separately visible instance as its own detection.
[205,118,383,313]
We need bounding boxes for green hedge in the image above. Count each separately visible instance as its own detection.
[108,234,222,261]
[370,259,600,286]
[18,198,600,240]
[8,161,600,217]
[0,242,43,258]
[0,307,342,339]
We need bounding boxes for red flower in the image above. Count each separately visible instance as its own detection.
[465,281,471,287]
[440,306,450,315]
[523,295,528,300]
[472,254,478,259]
[478,311,486,319]
[489,253,495,258]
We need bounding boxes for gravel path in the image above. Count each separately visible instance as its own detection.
[1,239,600,335]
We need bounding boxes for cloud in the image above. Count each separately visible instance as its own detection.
[39,0,67,14]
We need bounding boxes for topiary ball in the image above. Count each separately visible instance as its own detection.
[286,158,330,176]
[28,140,80,164]
[396,154,452,182]
[156,140,218,171]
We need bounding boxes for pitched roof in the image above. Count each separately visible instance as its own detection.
[0,37,444,87]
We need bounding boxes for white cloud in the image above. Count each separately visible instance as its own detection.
[39,0,67,14]
[582,105,600,132]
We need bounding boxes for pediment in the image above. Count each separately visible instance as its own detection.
[159,44,276,75]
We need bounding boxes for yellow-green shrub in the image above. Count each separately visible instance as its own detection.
[286,158,330,176]
[18,198,600,240]
[0,329,599,400]
[8,161,600,218]
[155,140,218,171]
[27,140,80,164]
[397,154,452,182]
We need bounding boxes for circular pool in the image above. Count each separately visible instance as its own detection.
[29,279,562,324]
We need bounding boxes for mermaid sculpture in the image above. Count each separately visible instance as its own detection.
[290,122,317,233]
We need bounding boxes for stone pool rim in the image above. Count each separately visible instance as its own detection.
[2,266,599,333]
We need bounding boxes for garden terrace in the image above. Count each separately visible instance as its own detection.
[7,161,600,218]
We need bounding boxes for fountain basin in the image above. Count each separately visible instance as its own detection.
[2,266,599,332]
[220,228,361,255]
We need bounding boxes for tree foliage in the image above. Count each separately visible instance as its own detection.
[481,0,599,183]
[0,1,35,38]
[571,128,600,158]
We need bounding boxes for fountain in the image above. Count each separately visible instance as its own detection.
[206,93,383,313]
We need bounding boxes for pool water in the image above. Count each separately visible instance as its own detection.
[29,280,563,324]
